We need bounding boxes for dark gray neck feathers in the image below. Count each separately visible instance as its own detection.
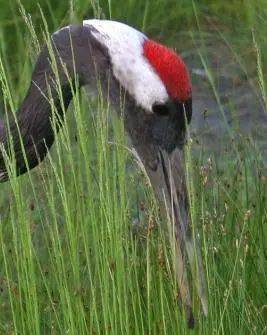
[0,25,111,180]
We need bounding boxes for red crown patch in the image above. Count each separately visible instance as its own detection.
[143,39,192,102]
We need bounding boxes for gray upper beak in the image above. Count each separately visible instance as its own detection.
[142,146,208,327]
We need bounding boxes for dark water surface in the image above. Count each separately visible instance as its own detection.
[182,40,267,159]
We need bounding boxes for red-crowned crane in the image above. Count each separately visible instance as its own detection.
[0,20,207,327]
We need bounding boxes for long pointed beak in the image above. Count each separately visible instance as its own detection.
[144,147,208,327]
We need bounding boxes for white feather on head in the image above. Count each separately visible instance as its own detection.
[83,19,169,112]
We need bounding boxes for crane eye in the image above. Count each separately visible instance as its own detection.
[152,103,169,116]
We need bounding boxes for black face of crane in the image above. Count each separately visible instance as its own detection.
[128,96,192,218]
[151,98,192,153]
[128,98,192,161]
[152,99,192,121]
